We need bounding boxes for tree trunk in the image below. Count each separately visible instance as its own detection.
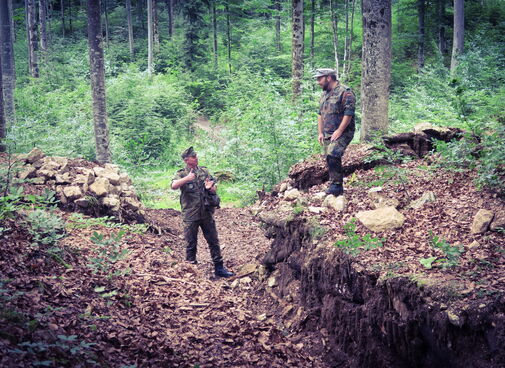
[360,0,391,141]
[0,52,5,152]
[330,0,339,78]
[26,0,39,78]
[417,0,425,71]
[127,0,134,56]
[274,0,281,52]
[87,0,111,164]
[212,2,218,69]
[153,0,159,52]
[226,3,231,73]
[450,0,464,72]
[147,0,154,75]
[291,0,304,98]
[310,0,315,65]
[38,0,48,53]
[166,0,174,39]
[437,0,447,55]
[60,0,65,37]
[0,0,15,124]
[104,0,109,47]
[345,0,356,76]
[137,0,145,31]
[68,0,72,32]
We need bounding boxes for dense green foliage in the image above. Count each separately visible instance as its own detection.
[4,0,505,204]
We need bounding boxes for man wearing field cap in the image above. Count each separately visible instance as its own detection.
[314,68,356,196]
[171,147,234,278]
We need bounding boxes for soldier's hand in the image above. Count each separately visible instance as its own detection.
[330,130,342,141]
[186,169,196,181]
[205,178,216,191]
[318,133,324,145]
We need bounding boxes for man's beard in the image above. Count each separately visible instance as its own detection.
[322,81,331,91]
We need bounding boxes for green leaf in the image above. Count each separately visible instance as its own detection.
[419,257,437,269]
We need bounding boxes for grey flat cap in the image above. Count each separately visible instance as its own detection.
[181,146,197,159]
[313,68,337,78]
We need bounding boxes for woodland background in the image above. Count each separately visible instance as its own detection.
[1,0,504,206]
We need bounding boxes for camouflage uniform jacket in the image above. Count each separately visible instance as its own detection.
[173,166,215,222]
[319,84,356,138]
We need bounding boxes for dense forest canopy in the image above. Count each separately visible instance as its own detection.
[1,0,504,204]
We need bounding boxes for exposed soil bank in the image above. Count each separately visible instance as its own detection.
[261,216,505,368]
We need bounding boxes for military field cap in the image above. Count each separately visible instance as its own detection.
[181,146,197,159]
[313,68,337,78]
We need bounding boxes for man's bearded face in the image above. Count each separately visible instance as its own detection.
[317,76,331,91]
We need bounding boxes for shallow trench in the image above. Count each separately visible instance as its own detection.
[260,218,505,368]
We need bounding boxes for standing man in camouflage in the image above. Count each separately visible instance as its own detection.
[171,147,234,278]
[314,68,356,196]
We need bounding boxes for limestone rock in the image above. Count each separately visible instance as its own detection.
[40,156,68,173]
[447,310,464,327]
[267,276,278,288]
[279,182,288,193]
[369,192,400,209]
[356,206,405,232]
[237,263,258,277]
[408,191,436,209]
[123,196,142,211]
[99,170,120,185]
[89,177,111,197]
[413,122,434,134]
[284,188,301,201]
[75,198,90,208]
[104,163,120,174]
[32,159,45,169]
[312,192,327,203]
[109,185,121,195]
[102,195,120,211]
[74,172,95,186]
[55,172,72,184]
[18,165,37,180]
[63,186,83,201]
[466,240,480,250]
[119,173,131,185]
[93,167,106,176]
[368,186,383,194]
[323,195,346,212]
[490,214,505,231]
[470,209,494,234]
[26,147,45,163]
[308,206,325,214]
[32,177,46,185]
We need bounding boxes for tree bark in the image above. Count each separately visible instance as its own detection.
[212,2,218,69]
[0,0,15,124]
[153,0,160,52]
[345,0,356,76]
[60,0,65,37]
[26,0,39,78]
[274,0,281,52]
[450,0,464,72]
[39,0,48,53]
[330,0,339,78]
[87,0,111,164]
[291,0,304,98]
[166,0,174,39]
[437,0,447,55]
[226,3,231,73]
[310,0,315,65]
[104,0,109,46]
[417,0,425,71]
[147,0,154,75]
[0,52,5,152]
[137,0,145,31]
[126,0,134,56]
[360,0,391,141]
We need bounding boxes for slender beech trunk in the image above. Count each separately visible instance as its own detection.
[226,3,231,73]
[127,0,134,56]
[68,0,72,32]
[274,0,281,52]
[360,0,392,141]
[437,0,447,55]
[0,0,15,124]
[330,0,339,78]
[450,0,464,72]
[343,0,349,80]
[26,0,39,78]
[346,0,356,76]
[212,2,218,69]
[104,0,109,46]
[417,0,425,71]
[310,0,315,65]
[60,0,65,37]
[166,0,174,39]
[153,0,159,52]
[137,0,145,31]
[0,54,5,152]
[291,0,304,98]
[39,0,48,53]
[147,0,154,76]
[87,0,111,164]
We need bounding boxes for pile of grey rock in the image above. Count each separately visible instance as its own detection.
[15,148,145,221]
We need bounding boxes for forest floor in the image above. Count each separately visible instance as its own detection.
[1,145,504,367]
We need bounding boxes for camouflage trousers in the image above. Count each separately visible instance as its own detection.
[183,217,223,265]
[323,128,354,184]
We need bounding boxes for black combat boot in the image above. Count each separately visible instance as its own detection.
[214,263,234,278]
[326,183,344,196]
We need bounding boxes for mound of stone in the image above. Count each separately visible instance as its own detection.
[15,148,145,223]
